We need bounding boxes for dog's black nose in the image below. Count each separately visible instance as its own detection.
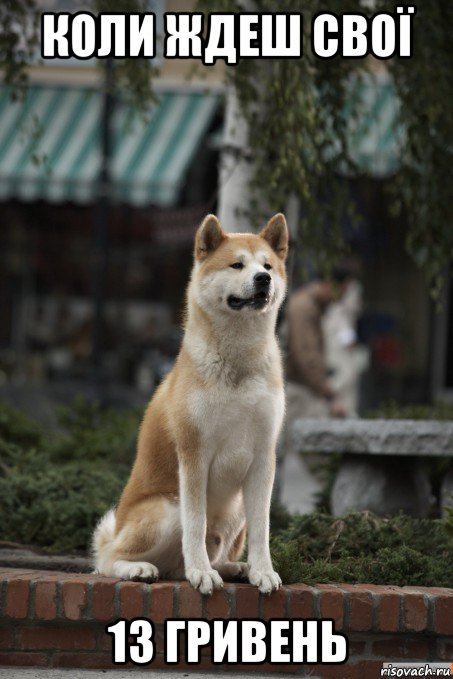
[254,272,271,288]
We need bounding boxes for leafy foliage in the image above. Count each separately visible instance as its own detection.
[199,0,453,292]
[49,396,139,464]
[368,400,453,421]
[386,1,453,299]
[199,0,362,276]
[0,400,140,552]
[0,0,156,112]
[0,0,39,91]
[270,511,453,587]
[95,0,158,112]
[0,401,43,448]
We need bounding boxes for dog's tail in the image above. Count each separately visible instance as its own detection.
[91,508,116,574]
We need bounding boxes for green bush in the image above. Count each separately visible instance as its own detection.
[367,400,453,421]
[0,402,43,448]
[49,396,139,464]
[270,510,453,587]
[0,399,140,552]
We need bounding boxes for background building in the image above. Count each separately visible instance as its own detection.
[0,1,451,412]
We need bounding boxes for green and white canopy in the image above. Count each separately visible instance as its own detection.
[0,74,402,207]
[0,85,220,206]
[345,72,404,177]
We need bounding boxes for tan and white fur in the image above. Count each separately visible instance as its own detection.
[92,213,289,595]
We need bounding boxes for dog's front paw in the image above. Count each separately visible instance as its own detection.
[248,567,282,594]
[186,568,223,595]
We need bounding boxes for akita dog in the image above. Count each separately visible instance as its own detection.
[93,213,288,595]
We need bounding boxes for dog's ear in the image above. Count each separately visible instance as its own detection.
[259,213,289,260]
[195,214,226,261]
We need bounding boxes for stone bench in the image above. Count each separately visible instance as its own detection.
[291,419,453,517]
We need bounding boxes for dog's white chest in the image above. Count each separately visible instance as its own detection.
[189,375,280,440]
[188,377,284,503]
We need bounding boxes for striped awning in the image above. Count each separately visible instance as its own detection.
[0,85,220,206]
[344,72,404,177]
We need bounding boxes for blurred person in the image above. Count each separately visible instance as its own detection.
[274,269,353,509]
[285,269,353,423]
[323,279,369,417]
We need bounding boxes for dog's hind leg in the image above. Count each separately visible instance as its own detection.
[228,524,247,562]
[216,525,249,580]
[208,519,249,581]
[93,496,182,581]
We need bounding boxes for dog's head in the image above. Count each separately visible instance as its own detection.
[191,213,288,317]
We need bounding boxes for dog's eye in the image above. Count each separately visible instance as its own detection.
[264,263,272,271]
[230,262,244,270]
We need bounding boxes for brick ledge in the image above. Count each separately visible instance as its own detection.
[0,568,452,676]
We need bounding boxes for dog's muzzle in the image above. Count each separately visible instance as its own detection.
[227,273,272,310]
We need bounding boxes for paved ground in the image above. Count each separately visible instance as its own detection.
[0,669,299,678]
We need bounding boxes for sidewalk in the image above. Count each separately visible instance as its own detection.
[1,670,295,678]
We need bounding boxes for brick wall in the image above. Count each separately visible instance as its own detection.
[0,568,452,677]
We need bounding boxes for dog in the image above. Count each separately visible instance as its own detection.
[92,212,288,595]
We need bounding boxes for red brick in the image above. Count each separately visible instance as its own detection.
[0,569,35,578]
[179,582,202,617]
[0,652,49,667]
[343,587,373,632]
[206,587,230,619]
[34,581,57,620]
[305,663,360,679]
[373,637,430,661]
[348,641,366,656]
[151,624,166,655]
[53,652,114,669]
[149,582,174,623]
[33,572,74,583]
[318,586,344,630]
[403,592,428,632]
[404,640,430,660]
[287,584,316,618]
[261,587,286,619]
[59,573,99,583]
[354,660,389,678]
[373,638,408,658]
[224,662,298,674]
[18,626,97,651]
[91,579,118,621]
[5,576,32,618]
[437,639,453,660]
[404,586,453,596]
[119,581,146,619]
[63,581,87,621]
[99,629,114,652]
[435,595,453,635]
[0,627,14,649]
[234,583,260,618]
[376,592,401,632]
